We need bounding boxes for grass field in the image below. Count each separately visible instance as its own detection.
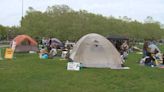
[0,48,164,92]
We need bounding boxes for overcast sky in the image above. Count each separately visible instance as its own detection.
[0,0,164,26]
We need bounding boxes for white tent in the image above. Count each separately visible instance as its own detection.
[70,33,123,69]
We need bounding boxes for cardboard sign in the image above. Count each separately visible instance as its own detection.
[4,48,14,59]
[67,62,80,71]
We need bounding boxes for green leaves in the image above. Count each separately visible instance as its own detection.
[16,5,164,41]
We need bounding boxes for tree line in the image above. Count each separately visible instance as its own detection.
[0,5,164,41]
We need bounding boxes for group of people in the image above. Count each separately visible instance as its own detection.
[39,37,164,67]
[140,41,164,67]
[39,38,58,59]
[39,38,74,59]
[39,45,57,59]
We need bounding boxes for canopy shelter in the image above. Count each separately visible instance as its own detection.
[107,35,129,40]
[107,35,129,52]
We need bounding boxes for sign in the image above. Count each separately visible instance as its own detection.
[67,62,80,71]
[4,48,14,59]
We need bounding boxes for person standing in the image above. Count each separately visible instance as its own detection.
[11,40,16,52]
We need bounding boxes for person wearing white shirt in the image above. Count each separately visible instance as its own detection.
[148,43,160,53]
[11,40,16,52]
[49,46,57,58]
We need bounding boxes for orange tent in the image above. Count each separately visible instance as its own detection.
[13,35,37,46]
[12,35,38,52]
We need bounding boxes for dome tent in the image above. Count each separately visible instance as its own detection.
[12,35,38,52]
[70,33,123,69]
[51,38,63,49]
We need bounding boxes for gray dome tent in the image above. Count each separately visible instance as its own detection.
[51,38,63,49]
[70,33,123,69]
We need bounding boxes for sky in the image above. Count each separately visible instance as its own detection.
[0,0,164,26]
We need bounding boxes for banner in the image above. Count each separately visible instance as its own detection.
[4,48,14,59]
[67,62,80,71]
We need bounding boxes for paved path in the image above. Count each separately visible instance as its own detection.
[0,45,10,48]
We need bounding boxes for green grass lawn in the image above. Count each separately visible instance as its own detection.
[0,50,164,92]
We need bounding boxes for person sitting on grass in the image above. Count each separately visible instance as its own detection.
[120,40,129,59]
[162,54,164,65]
[61,47,68,59]
[142,41,149,57]
[144,48,162,67]
[39,46,48,59]
[152,49,163,65]
[49,45,57,59]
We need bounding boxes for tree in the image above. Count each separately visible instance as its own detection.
[18,5,164,41]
